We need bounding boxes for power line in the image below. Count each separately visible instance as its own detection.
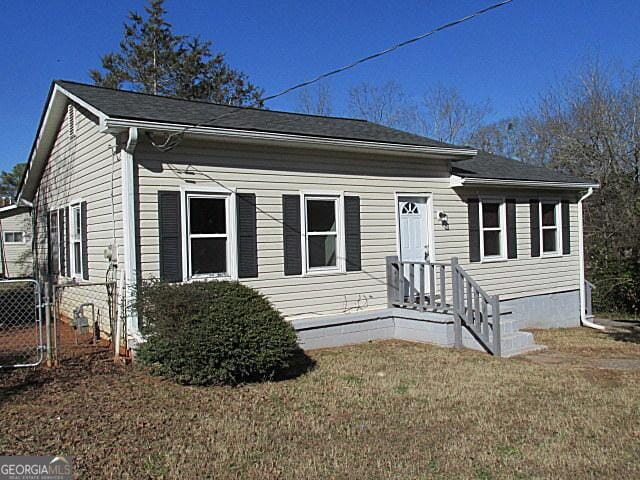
[150,0,515,151]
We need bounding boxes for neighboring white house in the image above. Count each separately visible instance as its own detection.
[0,200,32,278]
[12,80,599,357]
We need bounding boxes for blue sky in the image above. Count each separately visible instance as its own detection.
[0,0,638,171]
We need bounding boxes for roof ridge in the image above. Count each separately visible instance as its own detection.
[55,79,370,123]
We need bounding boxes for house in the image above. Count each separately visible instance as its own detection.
[0,200,32,278]
[13,80,599,357]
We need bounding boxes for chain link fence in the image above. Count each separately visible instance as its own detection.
[51,281,117,363]
[0,279,43,368]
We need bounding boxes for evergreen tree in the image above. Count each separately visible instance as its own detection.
[0,163,26,198]
[90,0,263,106]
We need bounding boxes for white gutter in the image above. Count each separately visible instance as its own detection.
[578,187,604,330]
[121,127,141,343]
[450,174,599,190]
[103,118,477,158]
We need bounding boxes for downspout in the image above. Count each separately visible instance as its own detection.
[122,127,141,346]
[578,187,604,330]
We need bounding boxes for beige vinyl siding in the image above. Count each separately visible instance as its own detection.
[0,213,33,277]
[33,104,122,332]
[136,138,582,319]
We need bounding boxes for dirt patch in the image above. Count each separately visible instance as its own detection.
[523,350,640,371]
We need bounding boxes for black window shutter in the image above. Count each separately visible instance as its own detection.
[81,201,89,280]
[344,196,362,272]
[530,200,540,257]
[506,199,517,259]
[158,191,183,282]
[237,193,258,278]
[282,194,302,276]
[58,208,66,276]
[46,213,54,276]
[468,198,481,262]
[64,207,71,276]
[562,201,570,255]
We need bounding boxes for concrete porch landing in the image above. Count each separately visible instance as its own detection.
[292,308,543,358]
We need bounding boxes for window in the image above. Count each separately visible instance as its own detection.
[4,231,24,244]
[480,200,505,260]
[540,201,561,255]
[304,195,343,272]
[187,194,229,277]
[70,203,83,277]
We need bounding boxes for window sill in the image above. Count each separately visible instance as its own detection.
[301,268,347,278]
[540,252,563,259]
[480,257,508,264]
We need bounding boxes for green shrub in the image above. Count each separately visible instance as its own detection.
[136,281,301,385]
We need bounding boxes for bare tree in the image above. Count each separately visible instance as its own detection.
[347,81,415,129]
[476,60,640,313]
[296,82,333,116]
[419,85,492,145]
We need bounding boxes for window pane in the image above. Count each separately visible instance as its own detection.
[190,198,226,234]
[542,203,556,226]
[308,234,337,268]
[74,207,81,237]
[14,232,23,243]
[307,199,336,232]
[482,203,500,228]
[74,242,81,274]
[483,230,501,257]
[543,229,557,252]
[191,238,227,274]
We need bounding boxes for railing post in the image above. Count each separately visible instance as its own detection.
[491,294,501,357]
[44,281,52,367]
[451,257,462,348]
[385,256,399,308]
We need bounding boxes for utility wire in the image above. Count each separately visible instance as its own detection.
[150,0,514,151]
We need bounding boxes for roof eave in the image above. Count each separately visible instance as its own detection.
[450,174,600,190]
[103,118,478,159]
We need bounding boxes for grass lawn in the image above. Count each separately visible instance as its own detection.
[1,328,639,479]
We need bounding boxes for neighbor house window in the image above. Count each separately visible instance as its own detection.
[187,194,229,277]
[304,195,343,272]
[480,199,505,260]
[4,231,24,244]
[70,203,83,277]
[540,201,561,255]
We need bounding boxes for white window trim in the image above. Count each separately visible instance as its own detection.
[300,191,345,276]
[3,231,26,244]
[69,201,83,279]
[539,199,563,257]
[180,186,237,282]
[479,197,507,263]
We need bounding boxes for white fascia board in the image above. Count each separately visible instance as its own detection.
[450,175,599,190]
[103,118,478,158]
[54,85,108,126]
[18,85,110,202]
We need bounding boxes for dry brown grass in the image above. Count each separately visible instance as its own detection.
[1,328,639,479]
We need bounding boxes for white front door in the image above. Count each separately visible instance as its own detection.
[398,196,432,296]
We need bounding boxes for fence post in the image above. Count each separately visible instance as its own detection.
[44,281,52,367]
[385,256,399,308]
[451,257,463,348]
[491,294,501,357]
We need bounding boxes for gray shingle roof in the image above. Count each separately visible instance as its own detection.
[57,80,462,149]
[452,151,593,185]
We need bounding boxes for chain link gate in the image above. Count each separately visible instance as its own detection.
[0,279,44,368]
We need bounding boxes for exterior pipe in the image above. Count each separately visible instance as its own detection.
[121,127,141,346]
[578,187,604,330]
